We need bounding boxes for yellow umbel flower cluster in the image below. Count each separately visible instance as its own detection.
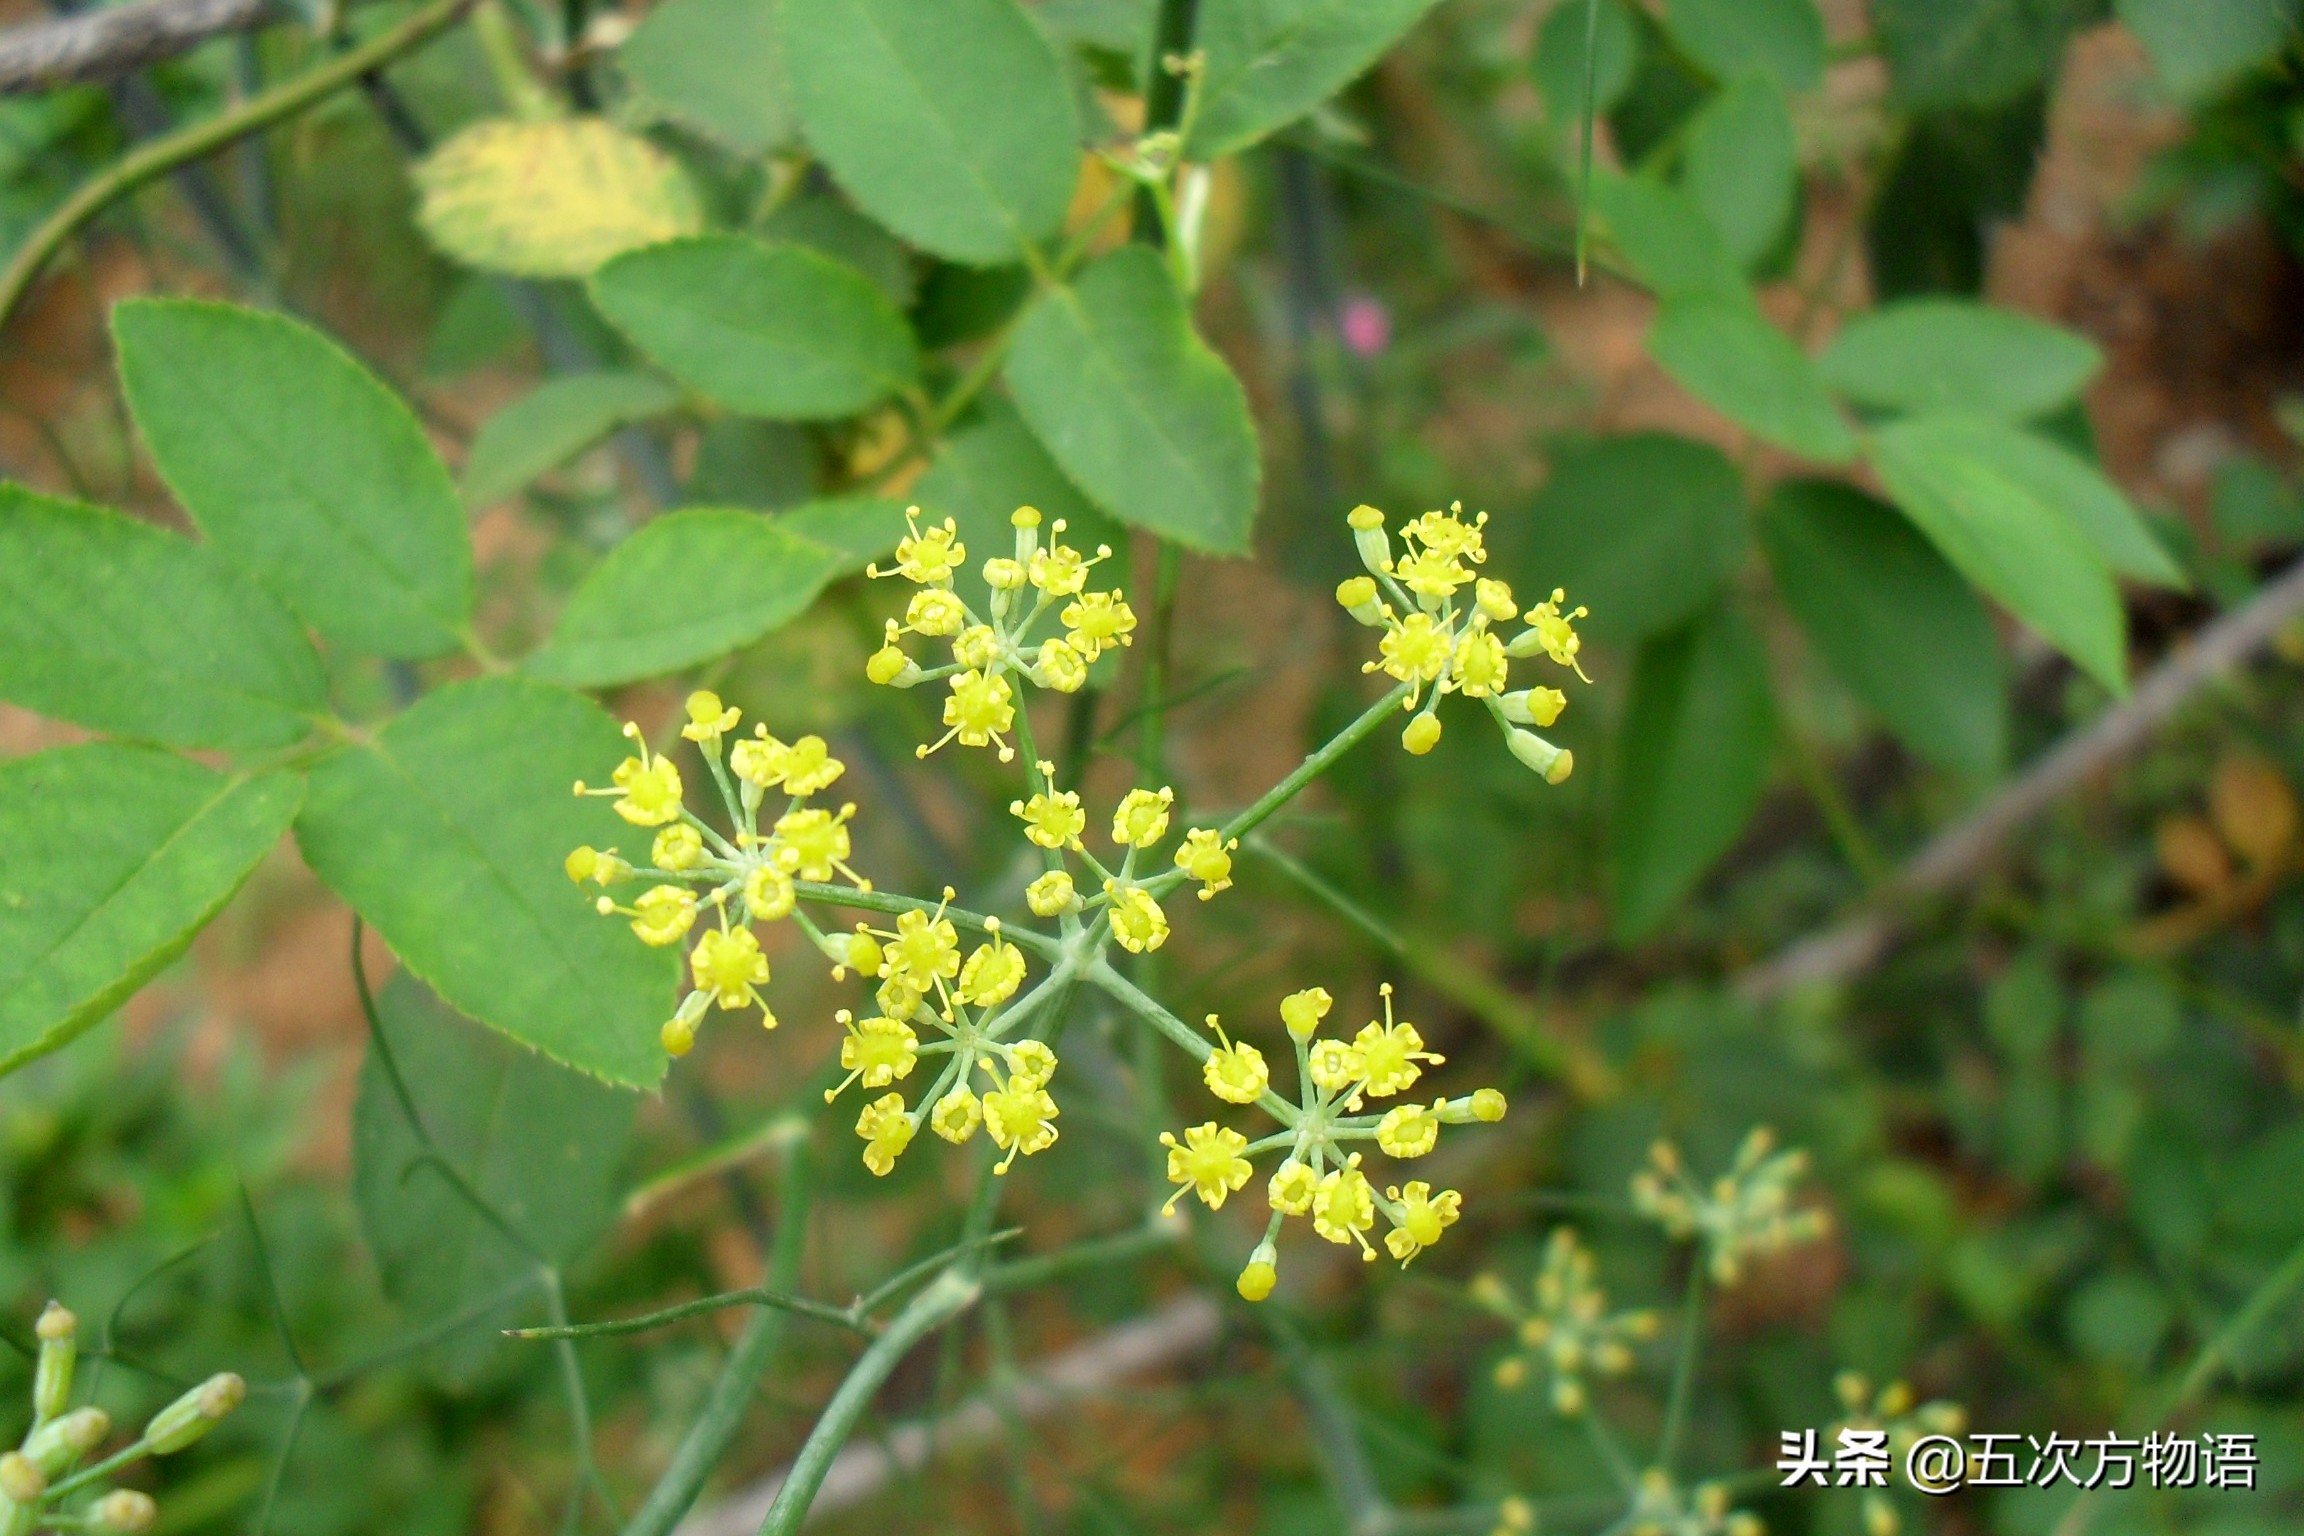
[1473,1227,1660,1414]
[1623,1469,1764,1536]
[823,890,1060,1177]
[570,692,873,1058]
[1630,1128,1831,1285]
[1831,1372,1967,1536]
[1008,767,1238,946]
[1156,983,1507,1301]
[1336,502,1587,779]
[865,506,1136,762]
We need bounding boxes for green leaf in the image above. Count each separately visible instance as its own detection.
[1869,413,2128,690]
[760,192,917,308]
[1661,0,1825,92]
[0,486,326,751]
[461,371,684,508]
[295,677,676,1088]
[1760,479,2006,778]
[621,0,794,155]
[780,0,1078,263]
[1818,298,2102,419]
[1533,0,1640,129]
[1509,433,1749,643]
[413,118,703,280]
[1646,294,1856,463]
[353,972,636,1382]
[1588,175,1748,302]
[1907,416,2183,587]
[526,509,848,686]
[0,745,302,1075]
[1005,246,1261,554]
[773,495,913,571]
[112,299,474,659]
[1680,75,1797,268]
[1871,0,2104,110]
[1609,602,1775,940]
[915,396,1120,610]
[1188,0,1443,157]
[2116,0,2294,98]
[590,236,920,421]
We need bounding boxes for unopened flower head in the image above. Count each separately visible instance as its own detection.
[1832,1369,1967,1536]
[1631,1128,1831,1286]
[1478,1227,1659,1414]
[1624,1469,1764,1536]
[1339,504,1588,782]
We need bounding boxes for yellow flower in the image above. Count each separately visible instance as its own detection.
[1382,1182,1461,1264]
[958,939,1027,1007]
[930,1085,982,1143]
[1452,628,1509,697]
[691,925,770,1012]
[1280,987,1332,1039]
[598,744,683,826]
[681,690,740,744]
[928,669,1017,760]
[1032,635,1087,692]
[1504,686,1567,728]
[743,865,796,921]
[1237,1258,1278,1302]
[1268,1158,1317,1215]
[1012,788,1087,849]
[565,845,631,886]
[831,1012,917,1096]
[1474,578,1518,622]
[952,624,1001,671]
[771,805,859,884]
[1351,987,1443,1097]
[1161,1123,1253,1212]
[855,1093,916,1175]
[1375,612,1452,686]
[1107,884,1169,953]
[1520,589,1589,676]
[871,508,967,586]
[1394,546,1473,603]
[1376,1100,1441,1158]
[884,907,962,988]
[1173,828,1236,899]
[652,823,704,872]
[1202,1019,1269,1104]
[1061,590,1136,660]
[1030,536,1099,597]
[778,736,846,796]
[1307,1038,1358,1094]
[1402,713,1442,755]
[1335,575,1384,625]
[1025,868,1077,917]
[1003,1039,1058,1092]
[905,587,967,636]
[983,1085,1059,1171]
[729,731,787,788]
[1312,1160,1377,1257]
[867,637,917,686]
[983,555,1027,592]
[1111,786,1174,848]
[1402,507,1487,566]
[629,884,697,947]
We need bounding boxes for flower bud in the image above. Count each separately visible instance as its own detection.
[25,1407,108,1476]
[1025,869,1078,918]
[1334,576,1385,627]
[866,644,920,687]
[1009,505,1042,563]
[143,1373,243,1455]
[0,1453,44,1504]
[1499,687,1566,728]
[1236,1243,1278,1302]
[89,1491,157,1535]
[1279,986,1332,1040]
[1505,730,1573,784]
[33,1301,75,1424]
[1402,713,1442,755]
[846,930,885,978]
[661,1014,697,1057]
[1347,504,1390,574]
[1470,1087,1507,1122]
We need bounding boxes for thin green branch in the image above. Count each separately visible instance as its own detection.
[752,1269,984,1536]
[1656,1262,1705,1474]
[0,0,477,332]
[794,883,1062,959]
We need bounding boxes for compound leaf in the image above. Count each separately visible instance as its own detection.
[462,371,684,508]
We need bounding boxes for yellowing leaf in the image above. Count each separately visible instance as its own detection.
[414,118,702,280]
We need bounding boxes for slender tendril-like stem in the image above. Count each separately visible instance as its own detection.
[753,1269,985,1536]
[621,1146,817,1536]
[794,882,1063,960]
[1573,0,1601,285]
[1580,1401,1643,1499]
[1657,1261,1706,1474]
[1087,957,1301,1127]
[0,0,476,334]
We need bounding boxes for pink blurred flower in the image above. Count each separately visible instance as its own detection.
[1339,295,1391,357]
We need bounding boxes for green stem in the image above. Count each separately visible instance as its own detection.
[795,883,1061,959]
[622,1146,816,1536]
[508,1285,867,1342]
[1579,1404,1642,1499]
[1086,957,1300,1125]
[1206,684,1407,850]
[1784,729,1886,889]
[0,0,477,334]
[752,1269,984,1536]
[1656,1261,1705,1474]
